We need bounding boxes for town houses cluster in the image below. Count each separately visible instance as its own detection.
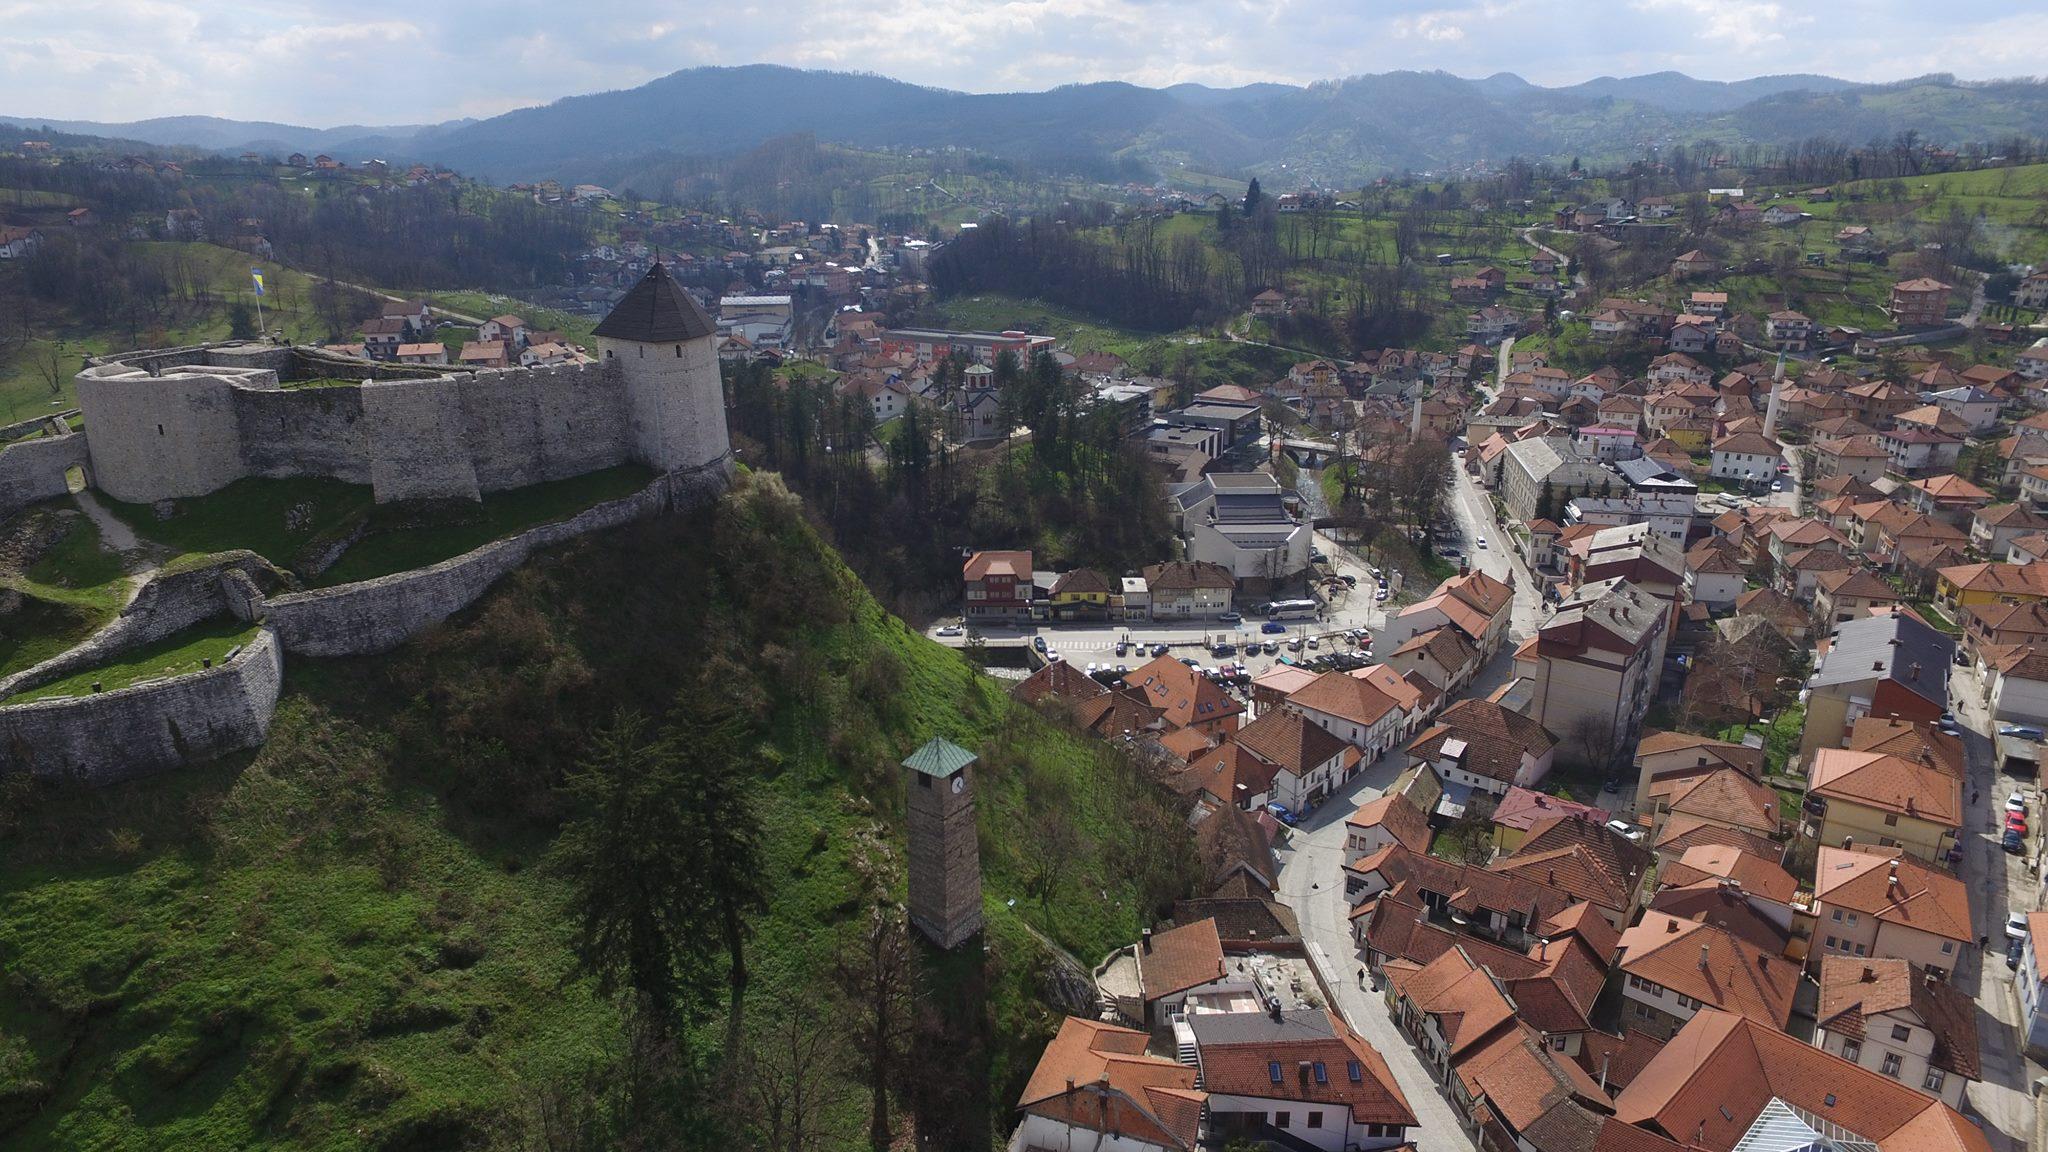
[986,279,2048,1152]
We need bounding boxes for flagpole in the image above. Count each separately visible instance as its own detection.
[250,266,266,339]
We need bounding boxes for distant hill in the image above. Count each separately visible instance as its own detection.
[13,66,2047,187]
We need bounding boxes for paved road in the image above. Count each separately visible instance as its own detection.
[1950,667,2046,1150]
[1273,748,1475,1152]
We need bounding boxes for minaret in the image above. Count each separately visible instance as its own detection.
[902,737,985,949]
[592,261,733,484]
[1761,352,1786,440]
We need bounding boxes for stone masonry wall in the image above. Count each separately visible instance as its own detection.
[0,553,277,699]
[236,386,372,484]
[361,377,482,502]
[0,432,89,522]
[77,347,636,507]
[0,627,283,783]
[262,460,727,657]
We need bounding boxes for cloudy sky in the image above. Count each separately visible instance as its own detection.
[4,0,2043,126]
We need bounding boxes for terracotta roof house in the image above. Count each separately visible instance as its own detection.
[1651,814,1781,867]
[1645,766,1781,842]
[1385,944,1521,1079]
[1808,748,1962,866]
[1453,1020,1615,1152]
[1174,741,1279,811]
[1611,1009,1991,1152]
[1285,669,1408,764]
[1345,793,1434,862]
[1122,654,1245,738]
[1812,846,1972,979]
[1490,786,1609,855]
[1407,697,1559,800]
[1615,912,1798,1038]
[1134,918,1229,1022]
[1189,1009,1418,1147]
[1228,706,1366,814]
[1843,717,1965,779]
[1013,658,1111,707]
[1814,955,1979,1108]
[1658,844,1796,906]
[1013,1017,1205,1152]
[1493,813,1652,926]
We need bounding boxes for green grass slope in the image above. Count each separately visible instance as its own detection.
[0,472,1194,1150]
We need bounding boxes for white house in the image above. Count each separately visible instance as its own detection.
[1709,431,1783,483]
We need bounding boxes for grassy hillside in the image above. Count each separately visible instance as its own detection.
[0,472,1194,1149]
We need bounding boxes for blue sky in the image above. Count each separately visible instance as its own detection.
[3,0,2043,125]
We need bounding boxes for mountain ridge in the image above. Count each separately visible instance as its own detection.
[9,64,2044,188]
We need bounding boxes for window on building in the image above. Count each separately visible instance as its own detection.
[1550,1035,1568,1051]
[1268,1061,1282,1084]
[1274,1112,1291,1129]
[1883,813,1899,827]
[1924,1069,1946,1093]
[1306,1112,1324,1129]
[1891,1024,1911,1042]
[1881,1053,1901,1077]
[1347,1061,1363,1084]
[1831,909,1843,922]
[1843,1040,1862,1062]
[1825,936,1837,949]
[1941,940,1955,955]
[1846,913,1858,926]
[1312,1062,1327,1085]
[1854,943,1867,956]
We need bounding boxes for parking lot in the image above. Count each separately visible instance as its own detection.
[928,531,1409,687]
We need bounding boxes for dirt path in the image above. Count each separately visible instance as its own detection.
[70,486,157,606]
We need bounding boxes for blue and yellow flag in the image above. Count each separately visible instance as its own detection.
[250,268,265,297]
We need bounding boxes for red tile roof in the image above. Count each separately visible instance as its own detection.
[1137,918,1226,1002]
[1616,912,1798,1029]
[1812,846,1972,944]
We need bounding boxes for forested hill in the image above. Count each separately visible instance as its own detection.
[0,474,1198,1150]
[17,66,2048,188]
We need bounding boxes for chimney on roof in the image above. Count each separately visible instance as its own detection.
[1142,928,1153,954]
[1860,966,1875,983]
[1699,944,1711,970]
[1910,662,1922,680]
[1665,918,1680,934]
[1297,1060,1312,1088]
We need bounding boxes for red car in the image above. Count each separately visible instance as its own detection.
[2007,811,2028,835]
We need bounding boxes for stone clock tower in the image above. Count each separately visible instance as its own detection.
[902,737,985,949]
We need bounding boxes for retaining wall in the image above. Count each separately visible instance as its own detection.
[263,455,730,657]
[0,627,283,783]
[0,552,277,699]
[0,432,89,522]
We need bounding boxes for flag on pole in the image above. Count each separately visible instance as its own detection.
[250,268,266,297]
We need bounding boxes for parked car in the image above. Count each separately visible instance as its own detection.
[1476,536,1488,549]
[1265,803,1299,826]
[1770,479,1784,492]
[2001,724,2047,741]
[2010,791,2030,814]
[1114,640,1129,657]
[1777,462,1791,474]
[1179,657,1202,668]
[1938,717,1963,735]
[936,625,964,636]
[1287,638,1304,652]
[1306,636,1320,649]
[1032,635,1047,653]
[1212,643,1236,658]
[1340,574,1358,587]
[1219,611,1242,623]
[1152,644,1170,657]
[2010,937,2026,969]
[1375,589,1389,602]
[2009,912,2032,941]
[2008,812,2028,836]
[1605,818,1645,843]
[2004,830,2026,854]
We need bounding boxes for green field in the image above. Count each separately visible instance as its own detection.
[316,465,656,586]
[0,474,1195,1148]
[413,291,599,346]
[12,618,260,702]
[104,476,375,571]
[0,506,133,679]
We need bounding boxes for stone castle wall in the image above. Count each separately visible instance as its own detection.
[262,457,728,657]
[0,626,283,784]
[75,347,642,507]
[0,553,276,700]
[0,431,90,522]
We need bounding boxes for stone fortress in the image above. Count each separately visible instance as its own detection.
[0,263,733,782]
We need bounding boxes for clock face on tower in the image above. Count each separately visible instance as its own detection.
[951,775,965,794]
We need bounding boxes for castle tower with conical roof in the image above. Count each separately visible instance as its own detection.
[594,261,733,486]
